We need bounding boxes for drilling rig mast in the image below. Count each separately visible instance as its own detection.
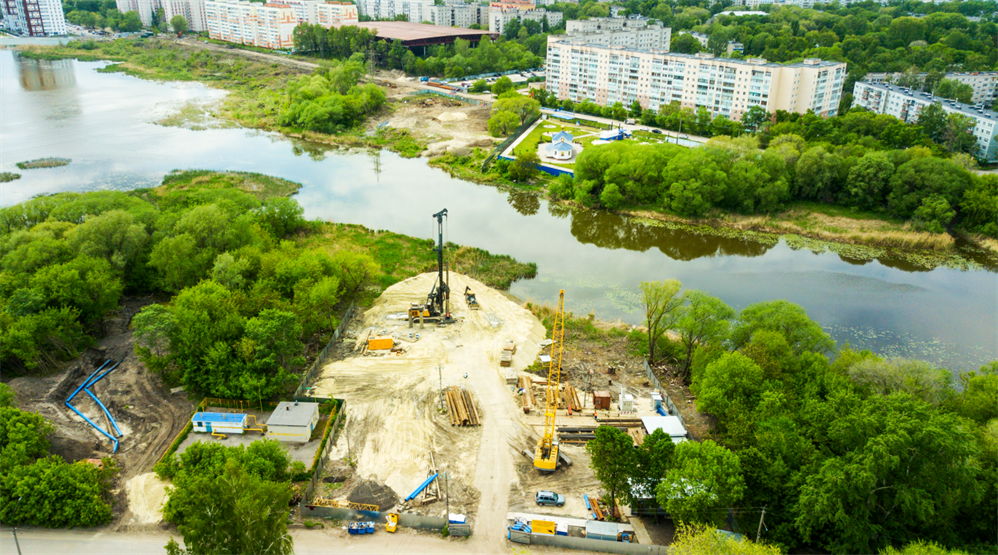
[534,289,565,472]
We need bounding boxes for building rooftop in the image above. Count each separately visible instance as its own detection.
[192,412,248,424]
[333,21,498,46]
[586,520,619,537]
[267,401,319,427]
[857,81,998,121]
[547,142,574,152]
[551,130,573,142]
[641,415,687,437]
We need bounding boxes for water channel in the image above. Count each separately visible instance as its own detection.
[1,51,995,369]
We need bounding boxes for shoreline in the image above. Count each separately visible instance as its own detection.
[17,40,996,272]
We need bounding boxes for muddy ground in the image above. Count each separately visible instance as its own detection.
[5,297,195,530]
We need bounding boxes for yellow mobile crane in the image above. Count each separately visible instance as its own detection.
[534,289,566,472]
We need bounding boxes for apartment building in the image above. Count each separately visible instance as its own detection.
[306,1,356,26]
[565,16,648,34]
[205,0,296,48]
[489,6,560,34]
[853,81,998,162]
[864,71,997,106]
[564,20,670,50]
[163,0,207,31]
[3,0,66,36]
[423,3,486,28]
[546,41,846,122]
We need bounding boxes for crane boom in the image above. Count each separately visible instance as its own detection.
[534,289,565,472]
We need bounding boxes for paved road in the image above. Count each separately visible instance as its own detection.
[0,527,485,554]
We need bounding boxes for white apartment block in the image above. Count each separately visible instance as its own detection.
[205,0,296,48]
[2,0,66,36]
[546,41,846,122]
[488,7,560,34]
[865,71,997,106]
[280,0,357,25]
[565,16,648,34]
[116,0,161,26]
[853,81,998,162]
[560,25,670,51]
[163,0,207,31]
[423,3,486,28]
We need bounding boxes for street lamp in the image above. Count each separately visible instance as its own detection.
[11,495,23,555]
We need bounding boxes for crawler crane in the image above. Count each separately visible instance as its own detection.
[534,289,565,472]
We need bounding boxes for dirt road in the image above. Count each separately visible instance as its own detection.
[173,37,319,72]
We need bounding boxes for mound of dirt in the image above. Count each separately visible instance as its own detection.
[348,479,399,509]
[125,472,169,524]
[436,111,468,122]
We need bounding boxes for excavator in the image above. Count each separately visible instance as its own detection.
[534,289,565,472]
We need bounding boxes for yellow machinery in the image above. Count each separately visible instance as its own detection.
[534,289,565,472]
[386,513,399,533]
[311,498,380,512]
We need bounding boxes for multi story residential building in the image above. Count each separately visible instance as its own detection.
[853,81,998,162]
[564,19,670,50]
[2,0,67,36]
[423,2,486,28]
[163,0,207,31]
[565,16,646,34]
[116,0,160,27]
[546,41,846,121]
[306,0,356,26]
[488,6,559,34]
[864,71,997,106]
[205,0,296,48]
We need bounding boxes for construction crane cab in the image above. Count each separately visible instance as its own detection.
[465,286,479,310]
[534,289,566,472]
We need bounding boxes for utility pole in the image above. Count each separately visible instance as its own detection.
[445,471,450,520]
[756,507,766,542]
[438,365,443,411]
[11,496,23,555]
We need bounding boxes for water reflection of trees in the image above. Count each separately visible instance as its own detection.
[507,191,539,216]
[566,208,774,261]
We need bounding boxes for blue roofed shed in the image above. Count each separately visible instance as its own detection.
[551,131,574,143]
[192,412,247,435]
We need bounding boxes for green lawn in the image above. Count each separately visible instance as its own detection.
[512,121,600,165]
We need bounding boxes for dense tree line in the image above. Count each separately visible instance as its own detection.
[293,24,543,78]
[278,57,386,133]
[0,174,379,402]
[63,0,145,31]
[0,384,119,527]
[547,111,996,237]
[586,281,997,553]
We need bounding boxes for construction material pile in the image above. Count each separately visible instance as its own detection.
[445,386,480,426]
[561,385,583,413]
[558,425,627,444]
[517,376,536,413]
[500,340,516,367]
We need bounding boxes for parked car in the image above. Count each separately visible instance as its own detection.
[679,134,688,139]
[535,491,565,507]
[651,129,662,134]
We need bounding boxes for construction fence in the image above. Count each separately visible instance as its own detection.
[508,529,670,555]
[301,401,346,503]
[481,114,541,171]
[300,505,450,531]
[643,359,689,438]
[293,302,354,400]
[408,89,483,105]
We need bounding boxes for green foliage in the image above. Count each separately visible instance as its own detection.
[278,62,386,134]
[0,172,21,182]
[586,426,635,510]
[469,79,488,93]
[509,150,539,183]
[675,291,735,380]
[911,195,955,233]
[640,279,684,364]
[958,176,998,238]
[934,79,974,104]
[888,157,971,219]
[671,524,783,555]
[164,459,293,555]
[731,300,834,355]
[492,94,541,124]
[657,440,745,526]
[170,15,187,34]
[491,76,514,96]
[488,110,520,137]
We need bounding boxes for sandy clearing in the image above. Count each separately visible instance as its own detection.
[312,272,545,537]
[124,473,169,525]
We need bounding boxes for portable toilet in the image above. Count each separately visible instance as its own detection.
[191,412,248,435]
[651,392,663,412]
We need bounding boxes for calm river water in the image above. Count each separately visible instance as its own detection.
[1,50,995,369]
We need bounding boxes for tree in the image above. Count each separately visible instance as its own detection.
[888,157,970,219]
[65,209,148,271]
[670,524,782,555]
[170,15,188,34]
[586,426,635,512]
[629,100,643,119]
[675,291,734,381]
[846,151,894,210]
[672,33,702,54]
[488,111,520,137]
[741,105,768,132]
[469,79,488,93]
[492,95,540,124]
[657,440,745,526]
[730,300,834,355]
[917,102,947,142]
[119,10,142,31]
[165,459,293,555]
[491,76,514,96]
[795,146,844,203]
[641,280,684,364]
[941,113,977,155]
[631,429,675,498]
[509,150,539,183]
[934,79,973,104]
[695,352,765,424]
[958,176,998,237]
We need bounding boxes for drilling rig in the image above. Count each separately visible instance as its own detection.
[534,289,565,472]
[409,209,454,323]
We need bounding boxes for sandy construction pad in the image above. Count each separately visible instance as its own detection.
[125,472,169,524]
[313,272,544,517]
[436,111,468,122]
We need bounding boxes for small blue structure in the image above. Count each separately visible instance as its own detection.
[599,128,632,141]
[551,130,574,143]
[191,412,248,435]
[545,141,575,160]
[349,521,376,535]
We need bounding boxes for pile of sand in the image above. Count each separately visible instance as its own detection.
[436,111,468,122]
[125,472,169,524]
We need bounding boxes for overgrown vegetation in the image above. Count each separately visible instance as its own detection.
[0,172,21,183]
[583,279,998,554]
[16,157,71,170]
[0,384,119,528]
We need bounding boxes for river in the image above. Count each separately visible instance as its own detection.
[1,50,995,369]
